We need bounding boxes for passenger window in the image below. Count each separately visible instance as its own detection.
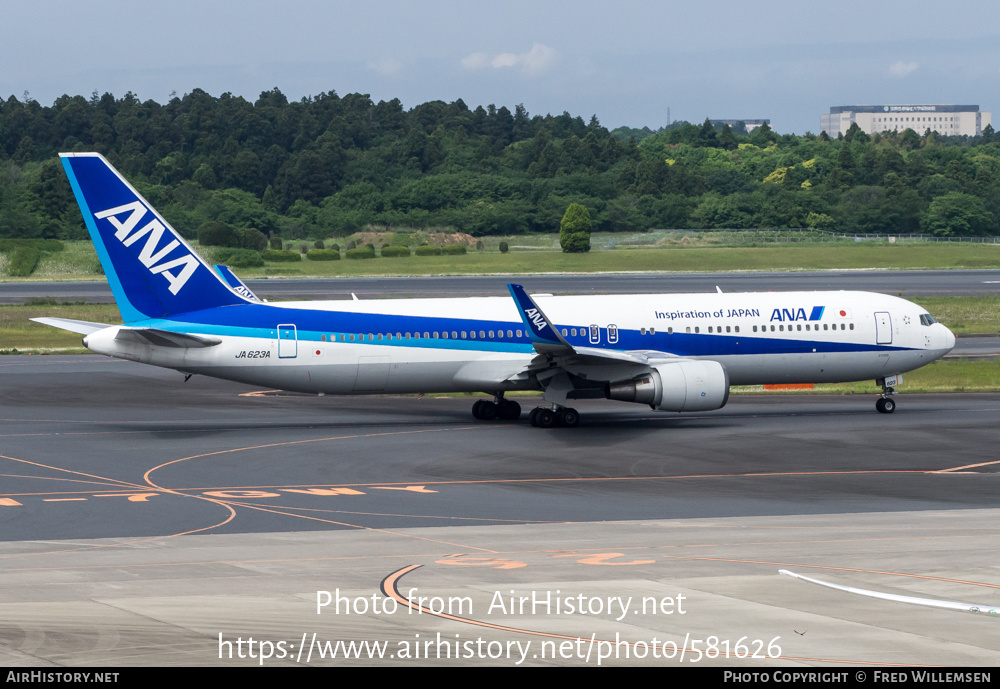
[423,332,429,338]
[452,331,458,339]
[461,331,467,338]
[708,326,713,333]
[607,325,618,343]
[479,331,485,338]
[507,330,513,338]
[753,326,758,332]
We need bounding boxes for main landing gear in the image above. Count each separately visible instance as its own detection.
[528,405,580,428]
[471,396,521,421]
[876,379,897,414]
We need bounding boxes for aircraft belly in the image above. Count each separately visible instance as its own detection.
[723,350,918,385]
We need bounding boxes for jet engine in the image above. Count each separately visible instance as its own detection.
[606,360,729,412]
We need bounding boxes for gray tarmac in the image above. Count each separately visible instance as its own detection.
[5,267,1000,304]
[2,355,1000,667]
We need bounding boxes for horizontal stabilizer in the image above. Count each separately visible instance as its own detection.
[30,317,111,335]
[114,328,221,348]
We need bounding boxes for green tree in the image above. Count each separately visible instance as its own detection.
[921,192,993,236]
[559,203,592,253]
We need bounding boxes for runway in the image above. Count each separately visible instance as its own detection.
[2,356,999,666]
[5,267,1000,304]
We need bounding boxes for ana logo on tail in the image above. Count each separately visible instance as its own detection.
[524,307,548,331]
[94,201,199,295]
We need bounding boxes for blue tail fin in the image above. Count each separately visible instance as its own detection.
[213,264,262,301]
[60,153,248,322]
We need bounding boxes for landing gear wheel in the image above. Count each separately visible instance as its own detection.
[560,407,580,428]
[534,408,556,428]
[498,400,521,420]
[529,407,540,426]
[479,401,497,420]
[876,397,895,414]
[472,399,497,420]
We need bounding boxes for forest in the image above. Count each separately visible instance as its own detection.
[1,88,999,243]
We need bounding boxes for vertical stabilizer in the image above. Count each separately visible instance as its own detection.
[60,153,248,322]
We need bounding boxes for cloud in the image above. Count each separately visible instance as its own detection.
[460,52,490,70]
[889,60,918,78]
[460,43,557,75]
[367,57,402,76]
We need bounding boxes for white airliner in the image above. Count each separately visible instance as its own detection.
[35,152,956,427]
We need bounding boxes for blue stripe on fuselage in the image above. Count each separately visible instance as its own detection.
[132,302,914,357]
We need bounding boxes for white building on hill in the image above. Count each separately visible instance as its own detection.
[821,105,991,138]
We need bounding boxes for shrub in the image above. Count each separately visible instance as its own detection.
[314,239,325,249]
[262,249,301,262]
[415,245,442,256]
[330,243,340,252]
[198,221,241,247]
[242,228,268,252]
[223,249,265,268]
[345,247,376,259]
[499,241,509,253]
[476,240,484,251]
[380,245,411,258]
[269,235,283,250]
[7,246,40,276]
[0,238,64,253]
[346,240,357,250]
[306,249,341,261]
[299,243,309,254]
[442,244,467,255]
[559,203,592,253]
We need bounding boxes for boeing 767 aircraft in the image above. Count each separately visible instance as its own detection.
[34,153,956,427]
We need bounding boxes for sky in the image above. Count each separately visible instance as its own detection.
[3,0,999,134]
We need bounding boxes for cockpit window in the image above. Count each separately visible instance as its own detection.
[919,314,937,326]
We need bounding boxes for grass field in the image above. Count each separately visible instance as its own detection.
[6,239,1000,281]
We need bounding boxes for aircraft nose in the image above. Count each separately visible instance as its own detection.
[941,325,956,352]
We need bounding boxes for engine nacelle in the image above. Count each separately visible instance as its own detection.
[606,360,729,412]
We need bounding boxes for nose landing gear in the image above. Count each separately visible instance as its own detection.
[876,377,897,414]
